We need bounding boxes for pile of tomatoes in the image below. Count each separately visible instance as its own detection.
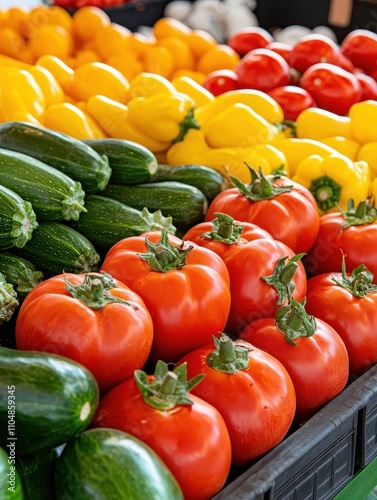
[203,27,377,120]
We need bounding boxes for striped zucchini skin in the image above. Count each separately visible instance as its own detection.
[0,185,38,250]
[84,138,158,184]
[0,121,111,194]
[13,222,100,277]
[0,148,86,221]
[0,252,43,297]
[69,195,176,253]
[101,181,208,229]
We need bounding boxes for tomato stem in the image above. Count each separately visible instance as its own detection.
[261,253,305,305]
[331,253,377,297]
[200,212,244,244]
[230,164,292,201]
[206,333,250,373]
[339,197,377,229]
[275,298,317,346]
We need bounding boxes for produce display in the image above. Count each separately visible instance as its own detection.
[0,3,377,499]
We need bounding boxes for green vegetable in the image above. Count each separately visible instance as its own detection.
[0,185,38,251]
[101,181,208,229]
[55,428,183,500]
[69,195,176,253]
[84,138,158,184]
[13,222,100,277]
[0,446,24,499]
[0,121,111,194]
[0,252,43,297]
[0,148,86,221]
[0,347,99,455]
[0,272,18,326]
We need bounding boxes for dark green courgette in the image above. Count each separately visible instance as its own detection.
[0,252,43,297]
[0,148,86,222]
[0,347,100,455]
[54,428,183,500]
[0,272,18,326]
[0,121,111,194]
[0,446,24,499]
[13,222,100,277]
[0,185,38,251]
[150,164,228,199]
[69,195,176,253]
[101,181,208,228]
[84,138,158,184]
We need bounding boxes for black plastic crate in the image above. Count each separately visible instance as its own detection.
[212,364,377,500]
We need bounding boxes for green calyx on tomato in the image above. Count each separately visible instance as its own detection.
[0,272,18,324]
[230,164,293,201]
[205,333,250,373]
[331,254,377,297]
[276,298,317,346]
[134,360,205,411]
[339,197,377,230]
[309,174,342,212]
[201,212,244,244]
[137,229,193,272]
[64,271,139,310]
[262,253,305,305]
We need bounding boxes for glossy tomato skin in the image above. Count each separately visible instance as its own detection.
[355,71,377,101]
[91,376,232,500]
[299,62,362,115]
[341,29,377,74]
[15,273,153,394]
[227,27,274,57]
[240,317,349,423]
[305,272,377,377]
[288,34,340,74]
[178,341,296,466]
[204,176,320,254]
[235,48,291,92]
[183,221,307,336]
[304,213,377,283]
[265,41,293,63]
[101,231,231,363]
[202,69,239,96]
[267,85,317,121]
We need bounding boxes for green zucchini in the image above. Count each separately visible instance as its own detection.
[0,252,43,297]
[69,195,176,253]
[0,346,100,455]
[55,428,183,500]
[0,148,86,222]
[0,446,24,499]
[84,138,158,184]
[0,121,111,194]
[101,181,208,229]
[0,185,38,251]
[150,164,228,199]
[0,272,18,326]
[13,222,100,277]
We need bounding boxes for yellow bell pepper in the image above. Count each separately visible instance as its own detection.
[272,138,340,176]
[27,65,64,107]
[86,94,171,153]
[357,141,377,180]
[295,107,354,140]
[171,75,214,108]
[125,72,177,102]
[203,102,280,148]
[0,67,46,123]
[194,89,284,127]
[320,136,361,161]
[166,128,289,182]
[35,55,74,94]
[348,100,377,144]
[44,102,106,140]
[371,177,377,199]
[292,153,370,214]
[127,91,200,143]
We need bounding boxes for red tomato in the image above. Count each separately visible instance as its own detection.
[265,41,293,63]
[240,312,349,423]
[91,363,232,500]
[304,199,377,283]
[202,69,239,96]
[183,214,307,336]
[341,29,377,74]
[204,172,320,254]
[178,334,296,466]
[235,48,291,92]
[354,71,377,101]
[333,51,355,73]
[299,62,362,115]
[100,231,231,363]
[305,264,377,377]
[15,272,153,393]
[288,33,341,74]
[267,85,317,121]
[227,27,274,57]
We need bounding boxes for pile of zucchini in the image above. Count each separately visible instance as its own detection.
[0,120,226,319]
